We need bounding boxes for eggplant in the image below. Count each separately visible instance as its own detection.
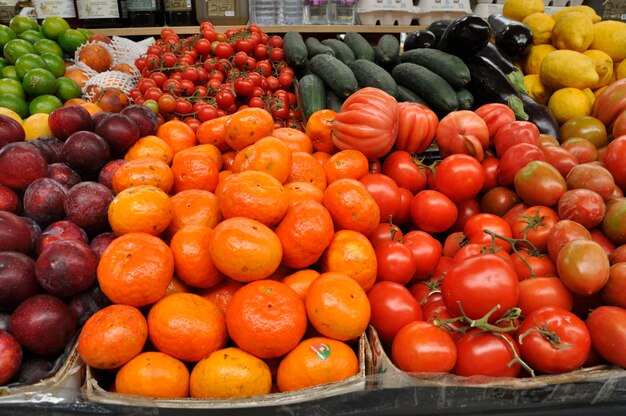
[437,15,492,58]
[520,93,560,138]
[404,30,437,51]
[463,54,528,120]
[488,14,533,59]
[427,20,453,45]
[477,42,527,94]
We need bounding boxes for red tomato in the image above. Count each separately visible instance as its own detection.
[514,161,567,208]
[540,144,579,178]
[436,110,490,161]
[561,138,598,164]
[410,190,458,234]
[602,199,626,245]
[510,250,557,281]
[602,263,626,308]
[409,275,444,306]
[433,154,485,203]
[403,230,442,281]
[391,321,457,373]
[214,42,234,59]
[394,102,438,154]
[442,231,466,258]
[585,306,626,368]
[453,330,521,377]
[442,254,519,322]
[497,143,545,186]
[464,213,513,253]
[480,156,500,193]
[557,239,610,295]
[331,88,399,160]
[517,306,590,374]
[547,219,592,264]
[518,277,574,316]
[367,222,402,249]
[589,228,616,256]
[381,150,429,194]
[474,103,516,143]
[452,243,513,266]
[394,187,413,226]
[493,121,540,157]
[558,189,606,229]
[592,77,626,128]
[480,187,520,218]
[359,173,401,223]
[452,198,480,233]
[602,136,626,193]
[367,281,423,346]
[510,205,559,253]
[375,241,417,285]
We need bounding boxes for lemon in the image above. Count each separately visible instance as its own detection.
[0,107,22,124]
[540,50,599,89]
[551,6,602,23]
[548,88,593,125]
[590,20,626,62]
[524,44,557,75]
[582,49,614,88]
[502,0,544,22]
[522,13,555,45]
[523,74,552,105]
[22,113,53,140]
[616,60,626,80]
[552,12,594,52]
[582,88,596,107]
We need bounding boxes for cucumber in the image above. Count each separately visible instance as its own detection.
[392,63,458,113]
[321,39,356,65]
[349,59,398,98]
[343,32,375,61]
[298,74,327,120]
[456,88,474,110]
[326,89,344,113]
[305,37,335,59]
[308,54,358,99]
[400,48,471,89]
[375,34,400,66]
[396,85,428,106]
[283,32,308,68]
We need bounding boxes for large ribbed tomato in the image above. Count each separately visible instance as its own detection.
[435,110,490,161]
[394,102,438,154]
[331,87,399,160]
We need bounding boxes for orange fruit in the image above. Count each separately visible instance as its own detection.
[223,107,274,151]
[305,272,371,341]
[282,269,320,301]
[63,67,89,88]
[284,181,324,205]
[125,135,174,165]
[225,279,307,358]
[157,119,197,154]
[168,189,222,236]
[216,170,288,228]
[171,148,219,193]
[322,178,380,236]
[108,185,173,236]
[77,304,147,370]
[306,109,338,154]
[322,230,377,291]
[197,279,243,315]
[115,351,190,399]
[287,151,328,191]
[276,337,358,392]
[209,217,283,282]
[148,292,227,362]
[274,200,335,269]
[232,136,292,184]
[97,233,174,307]
[189,143,223,170]
[63,97,88,106]
[169,225,223,289]
[80,102,103,115]
[111,158,174,194]
[165,276,190,296]
[272,127,313,153]
[196,115,230,151]
[323,149,370,183]
[190,347,272,398]
[312,151,332,166]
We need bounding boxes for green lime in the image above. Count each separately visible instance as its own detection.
[77,28,94,38]
[0,24,17,49]
[55,77,82,102]
[58,29,86,54]
[0,93,28,118]
[41,16,70,41]
[22,67,57,97]
[15,53,46,79]
[33,38,63,58]
[1,65,18,80]
[0,57,7,71]
[0,78,26,99]
[28,94,62,115]
[9,16,39,35]
[3,38,36,64]
[19,29,45,44]
[40,52,65,78]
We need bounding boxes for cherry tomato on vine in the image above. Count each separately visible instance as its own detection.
[214,42,234,59]
[158,94,176,113]
[174,97,193,115]
[268,35,283,48]
[215,89,236,109]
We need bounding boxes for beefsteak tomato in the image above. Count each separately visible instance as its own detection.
[435,110,490,161]
[394,102,438,154]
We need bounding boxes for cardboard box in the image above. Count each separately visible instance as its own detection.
[602,0,626,22]
[83,333,369,409]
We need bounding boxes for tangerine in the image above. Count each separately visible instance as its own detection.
[124,135,174,165]
[170,225,224,289]
[157,120,197,154]
[171,148,219,193]
[323,149,370,183]
[168,189,222,236]
[306,109,338,154]
[115,351,190,398]
[232,136,292,184]
[287,151,327,191]
[282,269,320,301]
[197,279,243,315]
[321,230,378,291]
[223,107,274,151]
[111,158,174,194]
[322,178,380,236]
[108,185,173,236]
[196,115,230,151]
[272,127,313,153]
[284,181,324,205]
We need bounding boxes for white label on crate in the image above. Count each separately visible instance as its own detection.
[207,0,236,17]
[32,0,77,18]
[164,0,192,12]
[76,0,120,19]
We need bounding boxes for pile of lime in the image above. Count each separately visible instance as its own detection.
[0,16,92,118]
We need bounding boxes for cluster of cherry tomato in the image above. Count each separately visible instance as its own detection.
[129,23,304,131]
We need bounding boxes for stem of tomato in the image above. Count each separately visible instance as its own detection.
[484,229,539,279]
[489,331,536,377]
[518,321,573,350]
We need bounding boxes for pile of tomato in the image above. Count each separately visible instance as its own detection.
[129,23,303,131]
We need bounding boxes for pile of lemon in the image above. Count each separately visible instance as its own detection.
[503,0,626,125]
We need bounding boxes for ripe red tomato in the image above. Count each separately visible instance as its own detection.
[359,173,401,222]
[601,263,626,308]
[453,330,521,377]
[367,281,423,346]
[375,241,417,286]
[367,222,402,249]
[452,198,480,233]
[540,144,579,178]
[435,110,490,161]
[464,213,513,253]
[433,154,485,203]
[514,161,567,208]
[601,135,626,191]
[394,102,438,154]
[441,254,519,322]
[510,205,559,253]
[517,306,590,374]
[214,42,234,59]
[394,188,413,226]
[558,189,606,229]
[493,120,540,157]
[518,276,574,316]
[381,151,429,194]
[601,198,626,245]
[480,186,520,218]
[410,190,457,234]
[480,156,500,193]
[497,143,545,186]
[174,98,193,115]
[474,102,516,143]
[556,239,610,295]
[510,250,557,281]
[391,321,457,373]
[547,219,592,264]
[402,230,442,281]
[586,306,626,368]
